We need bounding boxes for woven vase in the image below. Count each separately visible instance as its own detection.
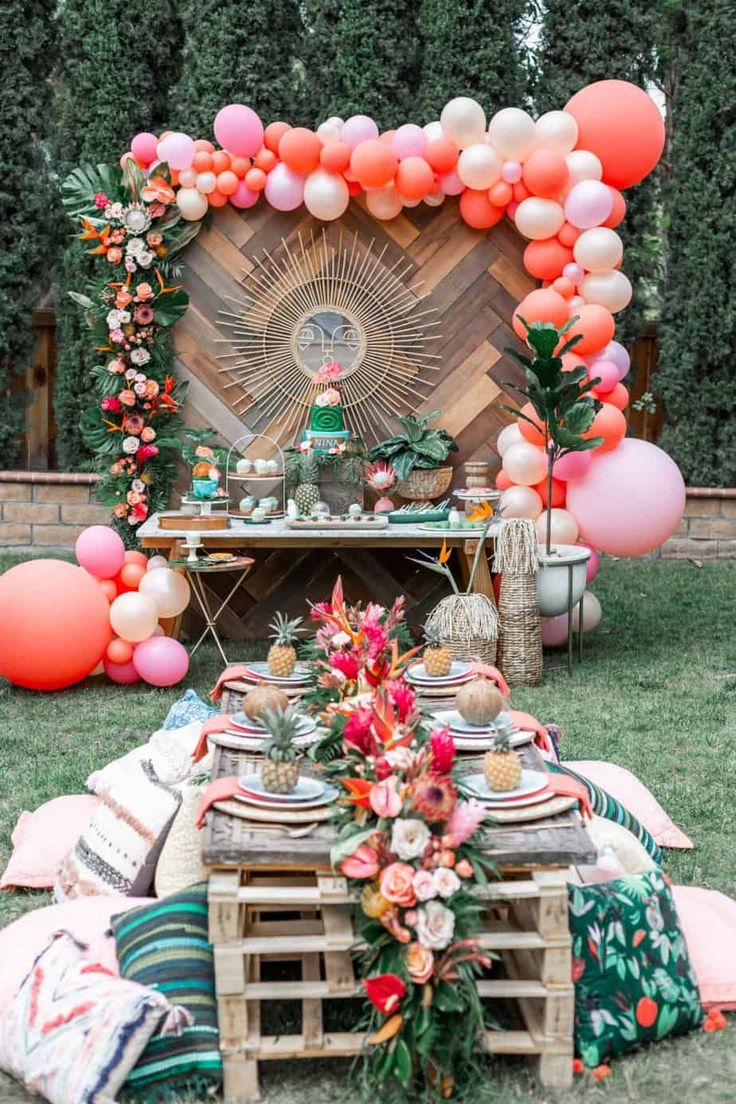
[425,592,499,665]
[493,518,543,686]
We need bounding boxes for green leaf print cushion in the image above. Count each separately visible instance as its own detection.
[569,870,703,1067]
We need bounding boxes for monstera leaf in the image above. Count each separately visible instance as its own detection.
[79,407,121,455]
[61,164,125,222]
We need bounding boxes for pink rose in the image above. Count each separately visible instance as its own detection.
[406,942,434,984]
[107,247,123,264]
[340,844,379,880]
[110,328,125,344]
[369,776,402,819]
[412,869,438,902]
[107,359,125,374]
[455,859,473,879]
[380,862,417,908]
[135,282,155,301]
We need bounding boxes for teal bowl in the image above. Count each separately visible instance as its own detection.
[192,478,219,500]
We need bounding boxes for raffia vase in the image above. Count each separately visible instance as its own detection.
[493,518,543,686]
[425,591,499,666]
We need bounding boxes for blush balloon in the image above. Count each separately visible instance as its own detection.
[104,657,141,684]
[553,450,592,481]
[587,359,619,394]
[75,526,125,579]
[502,441,547,486]
[497,422,523,456]
[393,123,427,160]
[132,636,190,688]
[214,104,264,158]
[499,485,544,520]
[577,541,600,583]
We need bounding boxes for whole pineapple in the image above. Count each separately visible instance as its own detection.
[422,626,452,678]
[483,726,522,792]
[259,706,301,794]
[294,452,321,516]
[267,612,303,676]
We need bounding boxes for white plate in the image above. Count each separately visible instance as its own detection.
[463,769,549,803]
[234,778,338,811]
[482,788,553,809]
[431,708,497,734]
[231,712,317,738]
[245,662,312,684]
[238,775,328,803]
[407,661,471,684]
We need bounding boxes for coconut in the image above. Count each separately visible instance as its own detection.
[242,683,289,721]
[455,678,504,726]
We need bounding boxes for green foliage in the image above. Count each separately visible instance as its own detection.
[174,0,304,133]
[0,0,57,467]
[658,0,736,487]
[368,411,457,480]
[415,0,531,120]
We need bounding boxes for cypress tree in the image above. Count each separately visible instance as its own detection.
[0,1,57,468]
[658,0,736,486]
[415,0,530,122]
[300,0,420,129]
[53,0,182,469]
[174,0,304,134]
[533,0,662,351]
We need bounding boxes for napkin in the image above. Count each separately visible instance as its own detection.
[507,709,551,752]
[195,776,240,828]
[210,665,255,702]
[191,714,235,763]
[544,771,593,820]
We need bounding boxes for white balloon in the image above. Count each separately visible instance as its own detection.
[176,187,208,222]
[441,96,486,149]
[326,116,344,130]
[317,121,341,143]
[574,228,624,273]
[365,184,403,220]
[499,485,544,520]
[535,507,579,545]
[138,568,191,619]
[457,143,501,189]
[487,107,537,161]
[565,150,603,187]
[580,270,633,313]
[146,555,169,571]
[423,121,444,142]
[572,591,602,633]
[110,592,159,643]
[195,171,217,195]
[514,197,565,240]
[497,422,522,456]
[502,441,548,486]
[178,168,197,188]
[423,189,445,207]
[303,168,350,221]
[535,110,579,155]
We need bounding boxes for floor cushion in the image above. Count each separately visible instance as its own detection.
[569,870,703,1068]
[1,795,100,890]
[162,688,217,730]
[86,720,205,794]
[549,762,663,864]
[0,931,181,1104]
[673,885,736,1011]
[567,760,693,849]
[0,896,153,1017]
[581,815,657,878]
[112,882,222,1099]
[155,780,209,900]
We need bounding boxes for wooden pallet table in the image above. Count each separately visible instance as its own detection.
[202,740,595,1101]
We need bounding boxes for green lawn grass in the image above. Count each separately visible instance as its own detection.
[0,554,734,1102]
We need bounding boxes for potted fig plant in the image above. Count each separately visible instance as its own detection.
[368,410,458,500]
[504,319,602,617]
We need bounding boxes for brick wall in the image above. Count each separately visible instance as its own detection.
[0,472,109,548]
[657,488,736,560]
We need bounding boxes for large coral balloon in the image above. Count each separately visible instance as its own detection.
[566,439,686,556]
[565,80,665,190]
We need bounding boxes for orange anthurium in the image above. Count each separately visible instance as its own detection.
[340,777,373,808]
[140,176,175,204]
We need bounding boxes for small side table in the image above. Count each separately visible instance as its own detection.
[170,555,254,664]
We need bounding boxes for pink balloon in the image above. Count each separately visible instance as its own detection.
[230,181,260,209]
[133,636,190,688]
[438,171,464,196]
[156,132,195,171]
[564,180,613,230]
[540,614,569,647]
[588,359,619,394]
[103,657,141,685]
[577,541,600,583]
[502,160,522,183]
[393,124,427,160]
[596,339,630,380]
[566,439,686,557]
[563,262,584,285]
[341,115,379,150]
[214,104,264,158]
[131,132,159,165]
[264,163,306,211]
[75,526,125,579]
[553,450,592,482]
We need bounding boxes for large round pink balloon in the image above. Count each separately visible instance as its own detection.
[75,525,125,579]
[133,636,189,687]
[566,439,685,556]
[214,104,264,158]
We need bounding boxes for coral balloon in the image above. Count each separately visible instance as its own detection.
[395,156,434,199]
[604,383,629,410]
[254,148,277,172]
[176,188,208,221]
[487,107,537,160]
[565,304,615,354]
[207,190,228,209]
[264,163,305,211]
[425,138,458,174]
[553,276,575,299]
[440,97,486,148]
[532,476,566,508]
[133,637,189,688]
[244,168,266,191]
[580,270,633,313]
[534,111,579,155]
[320,140,352,173]
[517,403,546,446]
[565,80,665,189]
[123,550,148,568]
[393,124,427,160]
[98,578,117,602]
[138,567,191,618]
[216,170,239,196]
[535,507,579,545]
[603,188,627,228]
[522,148,569,198]
[457,144,501,190]
[303,168,350,221]
[564,180,613,230]
[211,150,231,174]
[106,637,134,665]
[75,525,125,579]
[229,156,250,179]
[131,132,158,165]
[512,288,568,337]
[103,657,141,685]
[497,422,523,456]
[264,121,290,153]
[109,592,159,643]
[565,150,603,186]
[341,115,379,150]
[495,469,513,491]
[557,222,581,248]
[350,139,397,188]
[561,351,588,373]
[515,197,565,240]
[523,238,573,281]
[502,441,547,486]
[214,104,264,158]
[279,127,321,174]
[587,359,619,394]
[489,180,513,207]
[192,150,213,172]
[574,227,623,272]
[365,184,403,220]
[457,189,500,229]
[119,562,146,590]
[553,450,592,481]
[156,132,194,171]
[0,561,112,690]
[499,485,544,520]
[584,404,627,452]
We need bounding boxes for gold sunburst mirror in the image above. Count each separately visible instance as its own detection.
[217,229,441,443]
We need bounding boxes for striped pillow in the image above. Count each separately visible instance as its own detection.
[549,762,663,864]
[112,883,222,1100]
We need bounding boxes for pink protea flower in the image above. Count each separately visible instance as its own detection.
[134,305,154,325]
[430,727,456,774]
[445,799,488,846]
[100,396,122,413]
[330,650,360,680]
[365,460,396,493]
[124,413,145,436]
[411,774,457,824]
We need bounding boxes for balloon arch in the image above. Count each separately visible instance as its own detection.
[63,77,684,565]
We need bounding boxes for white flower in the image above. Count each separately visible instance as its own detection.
[106,309,123,328]
[134,382,147,396]
[118,310,131,324]
[415,900,456,951]
[126,237,145,255]
[125,257,137,273]
[125,368,137,381]
[131,479,145,493]
[123,205,151,233]
[433,867,461,900]
[412,869,438,902]
[331,631,351,648]
[122,436,140,454]
[106,202,124,220]
[134,372,146,382]
[391,818,430,862]
[130,348,151,366]
[384,745,415,771]
[138,251,155,269]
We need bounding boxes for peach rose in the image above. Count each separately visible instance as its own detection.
[406,941,434,984]
[455,859,473,879]
[380,862,417,908]
[112,503,128,518]
[119,389,136,407]
[135,282,155,301]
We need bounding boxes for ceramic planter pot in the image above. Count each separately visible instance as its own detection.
[536,543,591,617]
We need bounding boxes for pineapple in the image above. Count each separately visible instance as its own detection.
[483,726,522,792]
[259,706,301,793]
[294,452,321,516]
[422,626,452,678]
[267,612,303,676]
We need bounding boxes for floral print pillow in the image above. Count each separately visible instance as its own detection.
[569,870,703,1067]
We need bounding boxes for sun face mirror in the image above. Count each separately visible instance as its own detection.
[293,309,365,378]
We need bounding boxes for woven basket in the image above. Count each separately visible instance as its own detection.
[425,592,499,665]
[395,465,453,501]
[493,518,543,687]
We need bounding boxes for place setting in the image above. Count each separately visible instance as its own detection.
[429,707,534,751]
[405,658,475,698]
[459,767,576,823]
[213,708,319,753]
[230,773,339,824]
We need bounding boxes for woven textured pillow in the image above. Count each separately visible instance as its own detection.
[55,760,181,901]
[112,883,222,1100]
[86,720,205,794]
[155,781,209,900]
[569,871,703,1067]
[0,931,182,1104]
[550,762,663,864]
[162,689,217,731]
